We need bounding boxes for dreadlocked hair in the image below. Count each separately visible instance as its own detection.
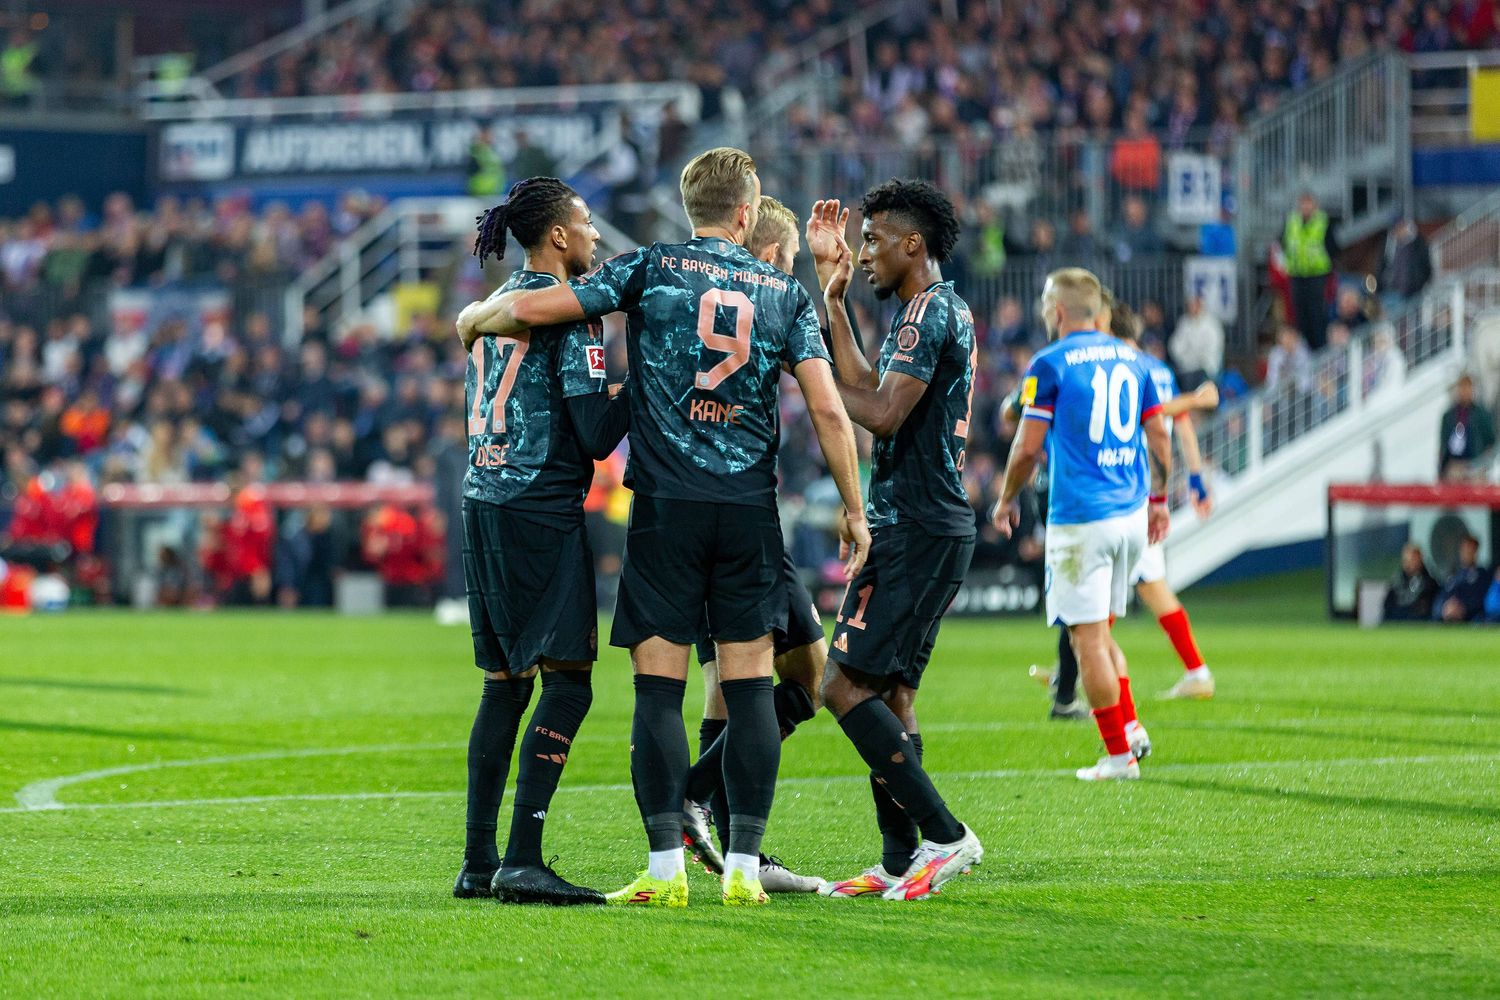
[860,178,961,262]
[473,177,579,266]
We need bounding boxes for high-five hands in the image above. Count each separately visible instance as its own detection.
[807,199,853,298]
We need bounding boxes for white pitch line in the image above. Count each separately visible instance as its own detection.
[4,750,1497,816]
[10,742,463,812]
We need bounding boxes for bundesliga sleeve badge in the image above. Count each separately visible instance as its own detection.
[586,344,606,379]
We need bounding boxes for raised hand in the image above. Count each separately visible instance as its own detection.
[806,199,851,291]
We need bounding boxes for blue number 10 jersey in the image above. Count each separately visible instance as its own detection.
[1020,331,1164,525]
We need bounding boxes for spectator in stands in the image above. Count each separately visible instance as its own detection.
[507,129,557,181]
[1439,374,1497,479]
[1377,218,1432,310]
[1170,296,1225,390]
[1111,195,1164,263]
[360,502,439,607]
[989,297,1034,350]
[1265,324,1314,393]
[1385,542,1440,620]
[1433,534,1490,622]
[1362,323,1409,399]
[1414,1,1455,51]
[1,29,39,106]
[1109,106,1163,196]
[1019,218,1059,276]
[1058,209,1102,267]
[465,125,504,199]
[1283,191,1337,350]
[1333,286,1372,338]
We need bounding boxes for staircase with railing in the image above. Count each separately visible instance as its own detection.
[134,0,408,108]
[282,197,638,343]
[1233,51,1413,258]
[1164,269,1499,589]
[1432,190,1500,277]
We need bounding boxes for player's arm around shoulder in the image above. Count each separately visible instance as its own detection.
[457,284,588,350]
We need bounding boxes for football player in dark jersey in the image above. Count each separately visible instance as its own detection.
[458,148,869,907]
[804,184,984,901]
[452,178,627,906]
[680,196,834,893]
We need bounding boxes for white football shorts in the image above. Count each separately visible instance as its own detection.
[1045,505,1148,626]
[1131,540,1167,585]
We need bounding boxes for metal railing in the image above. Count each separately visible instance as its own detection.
[1178,277,1475,503]
[1431,190,1500,276]
[283,196,638,343]
[137,79,701,126]
[1233,50,1411,263]
[760,133,1230,245]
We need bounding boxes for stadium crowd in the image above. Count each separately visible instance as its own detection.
[198,0,1497,129]
[0,174,1459,611]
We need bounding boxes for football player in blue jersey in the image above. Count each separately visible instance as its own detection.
[458,148,870,907]
[1028,297,1220,716]
[992,268,1173,781]
[802,186,985,901]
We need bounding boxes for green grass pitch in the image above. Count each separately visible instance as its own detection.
[2,573,1497,998]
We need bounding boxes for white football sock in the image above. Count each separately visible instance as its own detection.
[724,852,760,880]
[648,849,684,881]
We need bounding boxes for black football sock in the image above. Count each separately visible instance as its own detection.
[693,718,731,852]
[686,680,813,805]
[773,679,817,738]
[503,669,592,868]
[719,676,781,859]
[630,674,689,853]
[685,718,727,805]
[839,697,963,845]
[1055,625,1080,706]
[874,731,923,874]
[464,675,535,871]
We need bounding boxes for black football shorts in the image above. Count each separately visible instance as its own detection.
[462,499,598,673]
[611,495,785,649]
[695,550,825,665]
[826,523,975,690]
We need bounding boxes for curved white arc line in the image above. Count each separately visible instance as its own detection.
[2,751,1496,816]
[12,742,465,811]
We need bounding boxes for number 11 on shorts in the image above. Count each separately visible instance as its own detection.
[836,584,874,631]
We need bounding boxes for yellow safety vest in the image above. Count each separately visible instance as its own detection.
[1,42,37,97]
[467,141,504,198]
[1284,211,1331,277]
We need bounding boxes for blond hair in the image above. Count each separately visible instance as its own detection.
[748,196,798,258]
[680,147,757,228]
[1043,267,1104,323]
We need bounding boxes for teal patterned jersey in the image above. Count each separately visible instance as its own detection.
[868,281,978,536]
[569,236,830,507]
[463,270,607,516]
